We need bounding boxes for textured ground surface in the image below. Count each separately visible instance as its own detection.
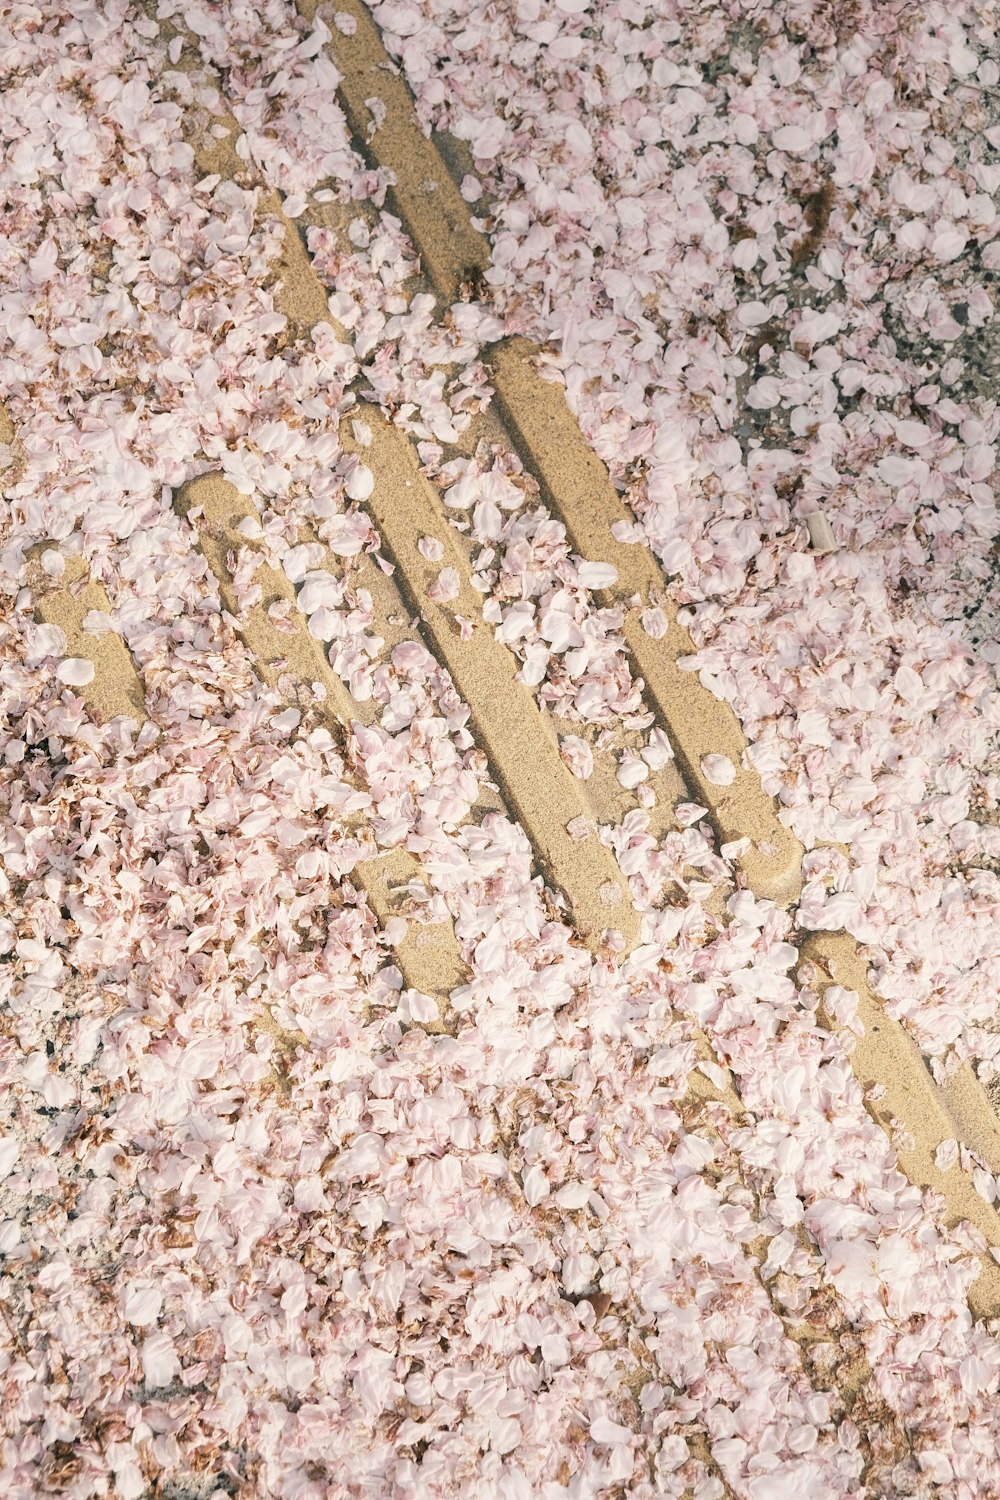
[3,1,1000,1497]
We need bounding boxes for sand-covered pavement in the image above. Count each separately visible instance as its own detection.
[3,1,1000,1495]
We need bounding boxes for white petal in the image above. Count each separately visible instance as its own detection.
[344,464,374,501]
[560,735,593,780]
[590,1417,633,1445]
[577,561,618,589]
[141,1332,180,1388]
[701,754,736,786]
[0,1137,20,1178]
[308,607,341,642]
[540,1334,570,1366]
[427,567,460,604]
[57,658,95,687]
[772,124,813,152]
[522,1164,549,1206]
[935,1140,959,1176]
[617,755,649,789]
[738,301,772,328]
[123,1284,162,1326]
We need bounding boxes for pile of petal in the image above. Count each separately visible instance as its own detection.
[2,2,1000,1498]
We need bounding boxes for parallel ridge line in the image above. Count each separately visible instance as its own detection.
[176,71,643,955]
[338,410,641,953]
[27,549,147,728]
[488,338,804,905]
[0,38,977,1488]
[289,0,1000,1314]
[801,933,1000,1316]
[20,518,459,1033]
[297,0,488,306]
[174,472,469,1016]
[303,0,805,911]
[167,66,473,1015]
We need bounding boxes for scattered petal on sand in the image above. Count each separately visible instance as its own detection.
[56,657,95,687]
